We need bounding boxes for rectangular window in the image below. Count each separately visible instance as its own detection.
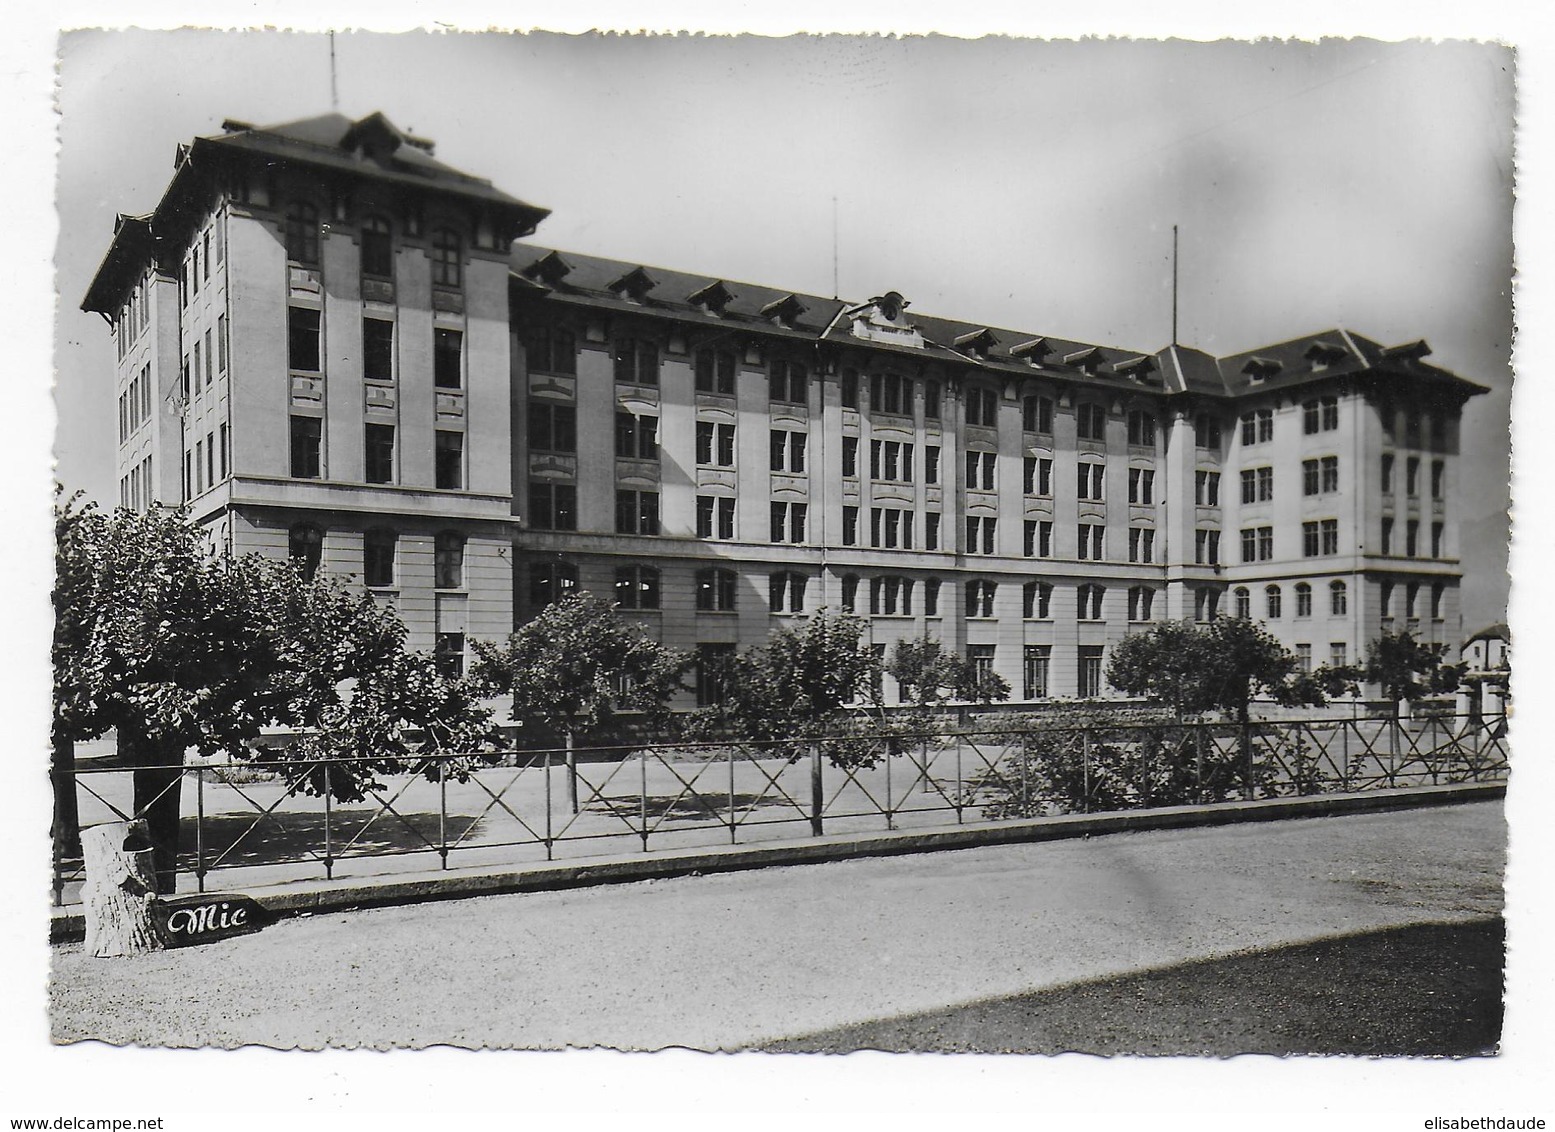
[842,505,859,546]
[218,314,229,373]
[769,359,808,405]
[1303,521,1319,557]
[1406,456,1420,496]
[288,307,321,372]
[1128,527,1155,564]
[1194,415,1222,449]
[695,349,736,394]
[696,572,738,614]
[615,412,658,459]
[1303,396,1339,434]
[1432,521,1445,558]
[435,633,466,679]
[194,439,204,494]
[1303,459,1320,497]
[528,482,577,530]
[219,423,229,479]
[925,444,940,484]
[528,402,576,453]
[364,423,395,484]
[1321,456,1340,494]
[434,328,463,389]
[364,530,396,588]
[614,338,660,386]
[203,329,213,386]
[696,421,736,467]
[1240,409,1274,445]
[1023,646,1051,700]
[1406,519,1420,557]
[1128,466,1154,504]
[965,581,996,619]
[771,572,809,614]
[1195,470,1220,506]
[1077,523,1104,561]
[925,512,941,551]
[1322,519,1339,556]
[1296,644,1313,674]
[290,416,321,479]
[1023,582,1052,620]
[696,495,736,540]
[695,645,735,706]
[1381,516,1394,555]
[524,324,578,376]
[965,451,995,491]
[1078,646,1104,698]
[1381,453,1396,493]
[615,490,661,535]
[1023,520,1053,559]
[363,318,395,382]
[1024,396,1054,434]
[1330,642,1347,669]
[966,515,996,555]
[1431,459,1446,499]
[435,431,464,490]
[842,435,859,477]
[769,501,808,544]
[1077,462,1104,501]
[969,645,997,687]
[1128,586,1155,623]
[1194,529,1220,566]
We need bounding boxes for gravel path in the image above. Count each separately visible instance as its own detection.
[50,801,1504,1050]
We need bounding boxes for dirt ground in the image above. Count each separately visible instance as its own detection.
[49,800,1505,1051]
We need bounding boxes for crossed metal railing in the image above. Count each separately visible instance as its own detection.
[52,714,1509,907]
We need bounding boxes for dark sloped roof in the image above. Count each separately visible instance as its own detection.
[1467,622,1510,644]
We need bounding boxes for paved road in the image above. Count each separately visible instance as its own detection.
[50,801,1504,1050]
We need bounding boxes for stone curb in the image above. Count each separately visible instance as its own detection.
[49,781,1504,943]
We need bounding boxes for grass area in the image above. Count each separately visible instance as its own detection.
[760,917,1504,1056]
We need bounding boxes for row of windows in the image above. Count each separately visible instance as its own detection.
[282,202,464,290]
[290,418,465,490]
[1381,454,1447,499]
[182,425,230,501]
[287,523,467,590]
[1229,581,1348,620]
[119,453,153,512]
[180,316,230,405]
[177,215,226,310]
[114,274,154,358]
[289,310,463,389]
[119,364,152,444]
[1380,517,1448,558]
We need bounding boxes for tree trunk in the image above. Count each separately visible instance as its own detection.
[50,727,81,860]
[81,819,163,957]
[128,734,184,895]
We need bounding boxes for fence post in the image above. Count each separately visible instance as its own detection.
[639,744,650,852]
[323,760,334,882]
[1082,728,1091,815]
[566,732,579,816]
[1242,720,1254,801]
[1389,713,1400,787]
[543,748,554,862]
[885,733,895,831]
[1018,733,1029,816]
[728,744,737,844]
[1340,720,1351,791]
[810,743,824,837]
[195,764,206,894]
[1195,725,1205,806]
[954,738,964,824]
[438,759,449,870]
[920,735,931,794]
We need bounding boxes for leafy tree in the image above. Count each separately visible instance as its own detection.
[887,634,1011,722]
[1107,617,1352,726]
[470,591,689,742]
[54,499,499,891]
[703,612,880,745]
[1364,629,1467,708]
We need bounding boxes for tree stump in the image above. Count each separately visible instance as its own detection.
[81,820,163,957]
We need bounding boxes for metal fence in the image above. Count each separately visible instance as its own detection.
[53,714,1508,907]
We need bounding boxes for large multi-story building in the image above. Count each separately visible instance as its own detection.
[83,111,1488,704]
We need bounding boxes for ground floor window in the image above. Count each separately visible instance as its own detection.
[434,632,465,678]
[695,643,736,707]
[1023,645,1051,700]
[1078,645,1104,698]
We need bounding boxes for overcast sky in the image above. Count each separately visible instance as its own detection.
[53,31,1515,627]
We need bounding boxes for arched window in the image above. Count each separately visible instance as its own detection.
[529,559,577,608]
[360,216,393,279]
[1330,580,1348,616]
[1128,586,1155,622]
[966,579,997,619]
[769,571,809,614]
[284,200,320,265]
[288,522,323,581]
[1023,581,1053,620]
[1265,585,1283,620]
[1233,586,1251,619]
[1077,583,1105,622]
[431,227,462,289]
[1295,582,1313,618]
[868,575,913,617]
[434,531,466,590]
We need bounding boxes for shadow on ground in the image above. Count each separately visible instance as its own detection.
[759,918,1504,1056]
[171,812,489,868]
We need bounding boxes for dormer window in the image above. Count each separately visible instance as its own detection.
[761,293,807,328]
[1383,339,1432,364]
[608,266,656,304]
[430,227,462,290]
[955,328,999,359]
[1065,347,1102,375]
[688,280,735,316]
[1113,356,1158,384]
[524,250,572,288]
[1303,340,1348,370]
[1010,337,1052,367]
[1241,356,1282,384]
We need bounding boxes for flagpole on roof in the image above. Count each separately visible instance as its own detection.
[1172,223,1179,347]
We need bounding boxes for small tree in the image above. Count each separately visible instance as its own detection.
[470,591,689,743]
[888,634,1011,723]
[1108,616,1348,726]
[708,612,880,744]
[1364,629,1466,710]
